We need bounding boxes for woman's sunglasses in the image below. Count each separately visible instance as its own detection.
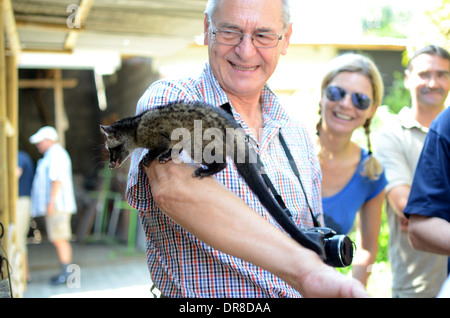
[325,86,371,110]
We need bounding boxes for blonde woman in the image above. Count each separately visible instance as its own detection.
[316,53,387,286]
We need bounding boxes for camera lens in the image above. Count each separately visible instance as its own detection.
[323,235,354,267]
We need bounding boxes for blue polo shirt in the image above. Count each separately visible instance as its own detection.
[18,150,35,197]
[323,148,388,235]
[405,107,450,222]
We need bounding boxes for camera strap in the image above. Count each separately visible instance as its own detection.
[221,103,321,228]
[278,133,321,228]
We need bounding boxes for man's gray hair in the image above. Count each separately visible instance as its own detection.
[204,0,291,28]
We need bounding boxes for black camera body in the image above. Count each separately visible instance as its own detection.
[303,227,354,267]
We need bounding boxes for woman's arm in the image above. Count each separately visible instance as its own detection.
[352,190,384,286]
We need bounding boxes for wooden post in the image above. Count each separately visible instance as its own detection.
[64,0,94,51]
[0,0,11,284]
[1,0,21,297]
[6,54,18,235]
[53,69,68,148]
[6,54,18,291]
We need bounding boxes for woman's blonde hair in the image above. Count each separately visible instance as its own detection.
[316,53,385,180]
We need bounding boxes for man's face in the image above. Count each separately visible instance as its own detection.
[204,0,292,99]
[405,54,450,109]
[35,139,53,154]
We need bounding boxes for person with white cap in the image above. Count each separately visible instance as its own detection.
[29,126,77,285]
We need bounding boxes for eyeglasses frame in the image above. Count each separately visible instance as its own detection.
[212,29,283,49]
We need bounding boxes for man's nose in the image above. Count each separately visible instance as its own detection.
[427,74,439,88]
[235,34,257,57]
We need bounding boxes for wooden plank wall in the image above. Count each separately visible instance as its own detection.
[0,0,21,298]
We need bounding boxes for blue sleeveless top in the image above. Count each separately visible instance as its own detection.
[322,148,387,235]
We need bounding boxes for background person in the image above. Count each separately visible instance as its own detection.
[29,126,77,285]
[315,53,387,286]
[404,106,450,297]
[17,150,35,282]
[405,106,450,256]
[373,45,450,297]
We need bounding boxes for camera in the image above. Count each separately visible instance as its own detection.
[303,227,354,267]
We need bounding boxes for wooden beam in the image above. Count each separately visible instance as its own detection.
[65,0,94,50]
[19,71,78,148]
[22,48,73,54]
[53,69,68,148]
[289,42,407,52]
[0,120,9,224]
[0,1,10,284]
[3,0,21,58]
[15,19,85,33]
[6,54,18,258]
[19,70,78,148]
[19,78,78,89]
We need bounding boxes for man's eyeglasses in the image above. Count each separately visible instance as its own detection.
[325,86,372,110]
[212,29,283,48]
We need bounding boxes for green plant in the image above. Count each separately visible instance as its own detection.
[376,204,390,264]
[383,71,411,114]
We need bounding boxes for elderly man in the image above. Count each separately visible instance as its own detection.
[126,0,367,298]
[30,126,77,285]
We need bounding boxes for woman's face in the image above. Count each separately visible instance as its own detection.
[320,71,377,136]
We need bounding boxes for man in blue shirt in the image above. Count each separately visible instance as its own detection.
[405,106,450,255]
[374,45,450,297]
[17,150,35,283]
[405,106,450,297]
[18,151,35,197]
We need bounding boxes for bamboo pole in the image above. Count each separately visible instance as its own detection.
[53,69,68,148]
[0,1,11,282]
[6,54,17,250]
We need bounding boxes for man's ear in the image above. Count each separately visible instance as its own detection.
[404,70,410,90]
[204,14,210,46]
[281,23,293,56]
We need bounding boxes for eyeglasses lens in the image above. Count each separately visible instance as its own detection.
[326,86,371,110]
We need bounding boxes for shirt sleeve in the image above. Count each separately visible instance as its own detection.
[373,129,413,192]
[404,130,450,222]
[366,168,388,202]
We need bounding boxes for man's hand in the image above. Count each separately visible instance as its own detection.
[298,263,370,298]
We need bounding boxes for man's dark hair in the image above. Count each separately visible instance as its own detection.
[406,45,450,71]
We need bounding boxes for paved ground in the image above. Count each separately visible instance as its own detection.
[21,239,392,298]
[23,240,157,298]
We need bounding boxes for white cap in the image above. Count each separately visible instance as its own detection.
[29,126,58,144]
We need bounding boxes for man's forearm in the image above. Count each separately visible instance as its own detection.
[144,160,368,297]
[145,160,312,280]
[387,185,410,218]
[47,180,62,215]
[408,215,450,255]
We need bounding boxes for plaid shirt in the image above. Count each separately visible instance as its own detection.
[126,63,323,297]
